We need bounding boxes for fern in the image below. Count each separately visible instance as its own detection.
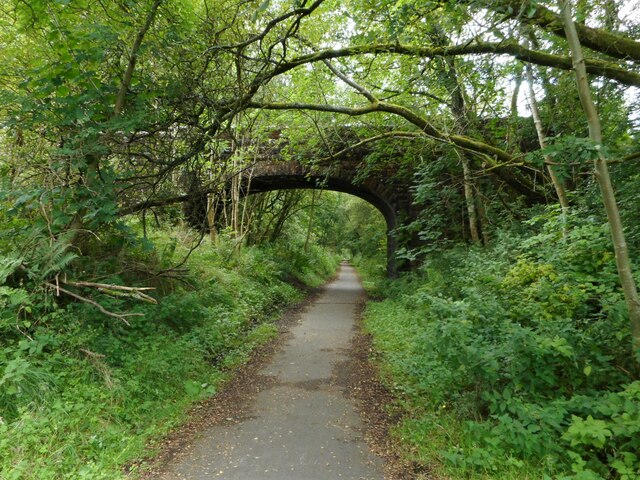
[36,247,78,281]
[0,254,23,284]
[18,233,78,283]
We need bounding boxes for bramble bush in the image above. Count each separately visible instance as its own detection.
[362,208,640,479]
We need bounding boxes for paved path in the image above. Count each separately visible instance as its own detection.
[157,264,385,479]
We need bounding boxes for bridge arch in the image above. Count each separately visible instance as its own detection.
[239,171,398,276]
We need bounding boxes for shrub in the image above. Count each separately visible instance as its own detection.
[362,209,639,478]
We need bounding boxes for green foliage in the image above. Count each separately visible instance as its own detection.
[1,0,639,478]
[242,190,386,268]
[362,208,640,479]
[0,227,337,479]
[560,382,640,479]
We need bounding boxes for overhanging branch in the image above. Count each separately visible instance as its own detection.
[271,41,640,87]
[248,100,543,200]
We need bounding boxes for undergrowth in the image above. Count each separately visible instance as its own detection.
[359,209,640,479]
[0,226,339,479]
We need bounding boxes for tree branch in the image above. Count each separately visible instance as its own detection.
[248,100,543,200]
[45,283,143,325]
[271,41,640,87]
[61,280,157,304]
[209,0,325,51]
[490,0,640,62]
[322,60,378,103]
[114,0,163,116]
[248,100,513,163]
[320,131,425,161]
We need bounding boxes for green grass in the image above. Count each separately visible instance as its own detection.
[0,229,340,479]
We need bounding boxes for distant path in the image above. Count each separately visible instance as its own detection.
[153,264,385,479]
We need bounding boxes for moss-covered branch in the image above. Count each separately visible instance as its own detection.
[248,100,542,200]
[270,41,640,87]
[490,0,640,62]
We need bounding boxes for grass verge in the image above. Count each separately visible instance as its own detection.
[0,230,339,479]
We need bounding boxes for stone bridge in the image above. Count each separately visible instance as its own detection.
[235,156,418,276]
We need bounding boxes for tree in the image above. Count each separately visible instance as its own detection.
[2,0,640,351]
[558,0,640,359]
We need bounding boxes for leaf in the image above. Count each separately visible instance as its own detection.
[57,84,71,97]
[563,415,613,448]
[252,0,271,21]
[184,380,202,396]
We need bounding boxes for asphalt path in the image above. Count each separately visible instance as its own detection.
[156,264,385,479]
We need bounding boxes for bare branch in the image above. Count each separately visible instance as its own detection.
[322,60,378,103]
[45,283,143,325]
[321,132,425,161]
[209,0,325,51]
[61,280,158,304]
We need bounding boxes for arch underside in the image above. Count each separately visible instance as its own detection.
[243,175,396,231]
[240,174,397,276]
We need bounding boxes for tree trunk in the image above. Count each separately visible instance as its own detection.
[269,192,296,243]
[304,189,318,251]
[114,0,163,116]
[238,165,254,243]
[525,64,571,214]
[71,1,162,248]
[432,28,483,244]
[461,154,480,243]
[508,64,523,151]
[207,194,218,243]
[559,0,640,361]
[476,192,491,245]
